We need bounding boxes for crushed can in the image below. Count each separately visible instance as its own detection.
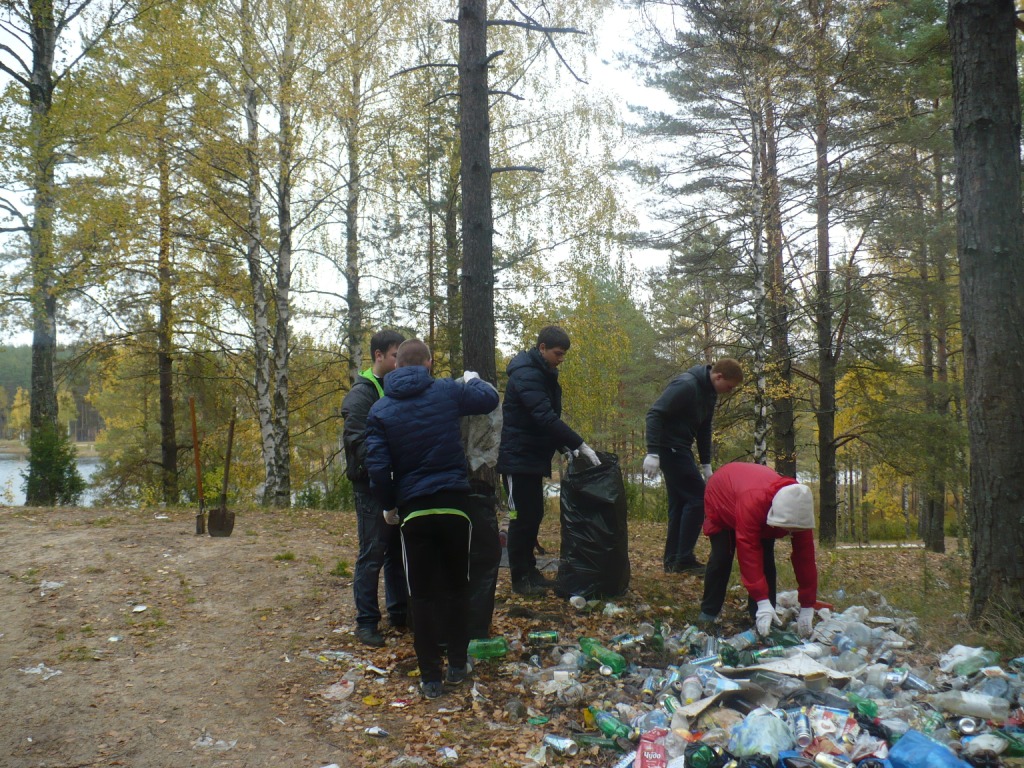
[542,734,579,755]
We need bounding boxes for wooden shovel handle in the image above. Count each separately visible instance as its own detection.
[221,408,236,502]
[189,397,205,504]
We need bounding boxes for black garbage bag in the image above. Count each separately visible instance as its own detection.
[554,450,630,598]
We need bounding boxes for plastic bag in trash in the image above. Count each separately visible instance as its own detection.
[888,730,972,768]
[726,712,794,761]
[554,451,630,599]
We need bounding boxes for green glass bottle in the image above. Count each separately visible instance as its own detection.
[768,628,802,648]
[588,706,634,740]
[719,644,741,667]
[467,636,509,659]
[579,637,626,676]
[845,691,879,719]
[685,743,718,768]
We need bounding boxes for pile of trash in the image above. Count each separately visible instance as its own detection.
[486,591,1023,768]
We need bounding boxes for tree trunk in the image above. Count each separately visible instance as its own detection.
[241,0,278,505]
[444,162,463,373]
[25,0,60,506]
[749,96,769,467]
[812,35,837,544]
[762,94,796,477]
[156,126,178,504]
[344,69,363,385]
[949,0,1024,621]
[458,0,497,384]
[270,19,295,508]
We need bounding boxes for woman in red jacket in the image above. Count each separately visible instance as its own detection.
[698,462,818,637]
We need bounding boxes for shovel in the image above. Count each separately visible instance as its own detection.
[208,407,236,537]
[189,397,206,535]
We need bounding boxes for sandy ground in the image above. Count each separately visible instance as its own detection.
[1,504,384,768]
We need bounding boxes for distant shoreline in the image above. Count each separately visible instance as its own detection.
[0,440,98,458]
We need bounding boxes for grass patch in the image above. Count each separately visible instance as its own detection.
[330,559,351,578]
[273,551,296,562]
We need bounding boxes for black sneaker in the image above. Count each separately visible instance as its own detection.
[420,680,444,699]
[670,560,706,576]
[680,563,706,576]
[512,580,548,596]
[527,569,553,587]
[445,664,470,685]
[355,625,385,647]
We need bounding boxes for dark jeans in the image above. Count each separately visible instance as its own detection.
[700,529,777,618]
[661,447,707,570]
[401,511,471,683]
[353,489,408,629]
[465,492,501,640]
[503,473,545,586]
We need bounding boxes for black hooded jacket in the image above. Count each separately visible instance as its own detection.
[645,363,717,464]
[497,347,583,476]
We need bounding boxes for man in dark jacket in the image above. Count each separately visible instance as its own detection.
[364,339,499,699]
[644,358,743,574]
[341,329,406,647]
[497,325,599,595]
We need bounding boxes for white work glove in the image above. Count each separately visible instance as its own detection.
[755,599,781,637]
[576,442,600,466]
[797,607,815,638]
[643,453,660,480]
[462,370,479,381]
[383,508,400,526]
[702,464,713,481]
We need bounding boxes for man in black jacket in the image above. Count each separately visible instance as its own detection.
[497,325,599,595]
[342,329,406,647]
[644,358,743,575]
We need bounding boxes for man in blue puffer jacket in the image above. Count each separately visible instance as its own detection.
[364,339,499,699]
[498,325,599,595]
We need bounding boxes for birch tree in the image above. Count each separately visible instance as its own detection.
[0,0,154,504]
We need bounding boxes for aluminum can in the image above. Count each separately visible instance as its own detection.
[542,734,579,755]
[793,711,813,748]
[528,630,559,645]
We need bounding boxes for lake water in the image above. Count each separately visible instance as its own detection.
[0,454,101,506]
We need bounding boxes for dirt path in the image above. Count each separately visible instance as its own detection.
[1,506,367,768]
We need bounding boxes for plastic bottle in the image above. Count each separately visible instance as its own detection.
[702,673,741,697]
[928,690,1011,721]
[681,675,703,704]
[467,636,509,659]
[726,629,759,651]
[832,634,857,654]
[588,706,635,740]
[953,649,1000,677]
[748,669,803,698]
[579,637,626,676]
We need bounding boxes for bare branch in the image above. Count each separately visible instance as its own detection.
[426,92,460,106]
[484,49,505,66]
[492,165,544,174]
[0,49,30,87]
[486,19,586,35]
[488,89,524,101]
[391,62,458,79]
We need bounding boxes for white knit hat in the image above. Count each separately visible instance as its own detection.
[767,484,815,529]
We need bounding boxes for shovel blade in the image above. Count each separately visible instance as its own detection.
[208,507,235,537]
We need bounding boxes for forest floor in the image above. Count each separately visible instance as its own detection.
[0,503,1005,768]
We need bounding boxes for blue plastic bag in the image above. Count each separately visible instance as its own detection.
[888,731,972,768]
